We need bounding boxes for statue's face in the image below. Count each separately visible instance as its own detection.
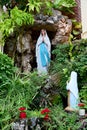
[41,29,46,36]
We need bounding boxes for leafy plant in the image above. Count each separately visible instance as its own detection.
[53,0,76,14]
[43,1,53,15]
[71,19,82,40]
[27,0,42,13]
[0,71,46,130]
[0,52,48,129]
[50,39,87,98]
[54,0,76,8]
[0,0,10,6]
[0,52,16,85]
[79,85,87,110]
[50,43,70,96]
[0,7,34,38]
[43,105,81,130]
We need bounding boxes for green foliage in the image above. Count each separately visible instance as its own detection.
[79,85,87,108]
[54,0,76,8]
[0,52,47,129]
[0,0,76,15]
[0,52,16,85]
[0,0,76,9]
[50,39,87,96]
[53,0,76,14]
[27,0,42,13]
[0,0,10,6]
[43,105,81,130]
[11,7,34,25]
[27,109,44,118]
[71,19,82,39]
[0,71,46,129]
[50,44,70,96]
[72,39,87,87]
[43,1,53,15]
[26,0,53,15]
[0,7,34,37]
[26,0,76,15]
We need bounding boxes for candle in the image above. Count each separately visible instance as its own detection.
[79,109,85,116]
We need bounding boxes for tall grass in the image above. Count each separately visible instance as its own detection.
[0,72,45,130]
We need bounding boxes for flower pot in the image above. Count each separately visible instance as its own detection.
[79,109,85,116]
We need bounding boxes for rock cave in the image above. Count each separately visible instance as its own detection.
[4,10,72,73]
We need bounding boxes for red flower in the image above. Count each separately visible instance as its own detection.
[44,114,49,120]
[41,108,51,121]
[19,112,27,119]
[78,103,85,107]
[19,107,26,111]
[41,108,51,114]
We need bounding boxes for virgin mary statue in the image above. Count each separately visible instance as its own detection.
[65,71,79,111]
[36,29,51,75]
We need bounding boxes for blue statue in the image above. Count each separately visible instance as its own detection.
[36,29,51,75]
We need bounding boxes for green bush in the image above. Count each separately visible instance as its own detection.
[0,52,16,85]
[50,39,87,97]
[0,71,46,130]
[46,105,81,130]
[79,84,87,110]
[0,53,46,129]
[0,7,34,38]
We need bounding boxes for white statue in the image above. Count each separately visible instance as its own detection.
[65,71,79,111]
[36,29,51,75]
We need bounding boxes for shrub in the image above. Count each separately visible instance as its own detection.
[43,105,81,130]
[50,39,87,97]
[79,84,87,110]
[0,71,46,130]
[0,53,46,129]
[0,52,16,85]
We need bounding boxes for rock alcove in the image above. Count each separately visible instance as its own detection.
[4,10,72,73]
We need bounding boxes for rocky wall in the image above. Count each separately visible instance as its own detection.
[4,9,72,73]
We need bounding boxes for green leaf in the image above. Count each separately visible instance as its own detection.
[73,30,80,35]
[53,0,76,9]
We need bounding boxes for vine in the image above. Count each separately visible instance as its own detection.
[0,0,76,44]
[0,6,34,44]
